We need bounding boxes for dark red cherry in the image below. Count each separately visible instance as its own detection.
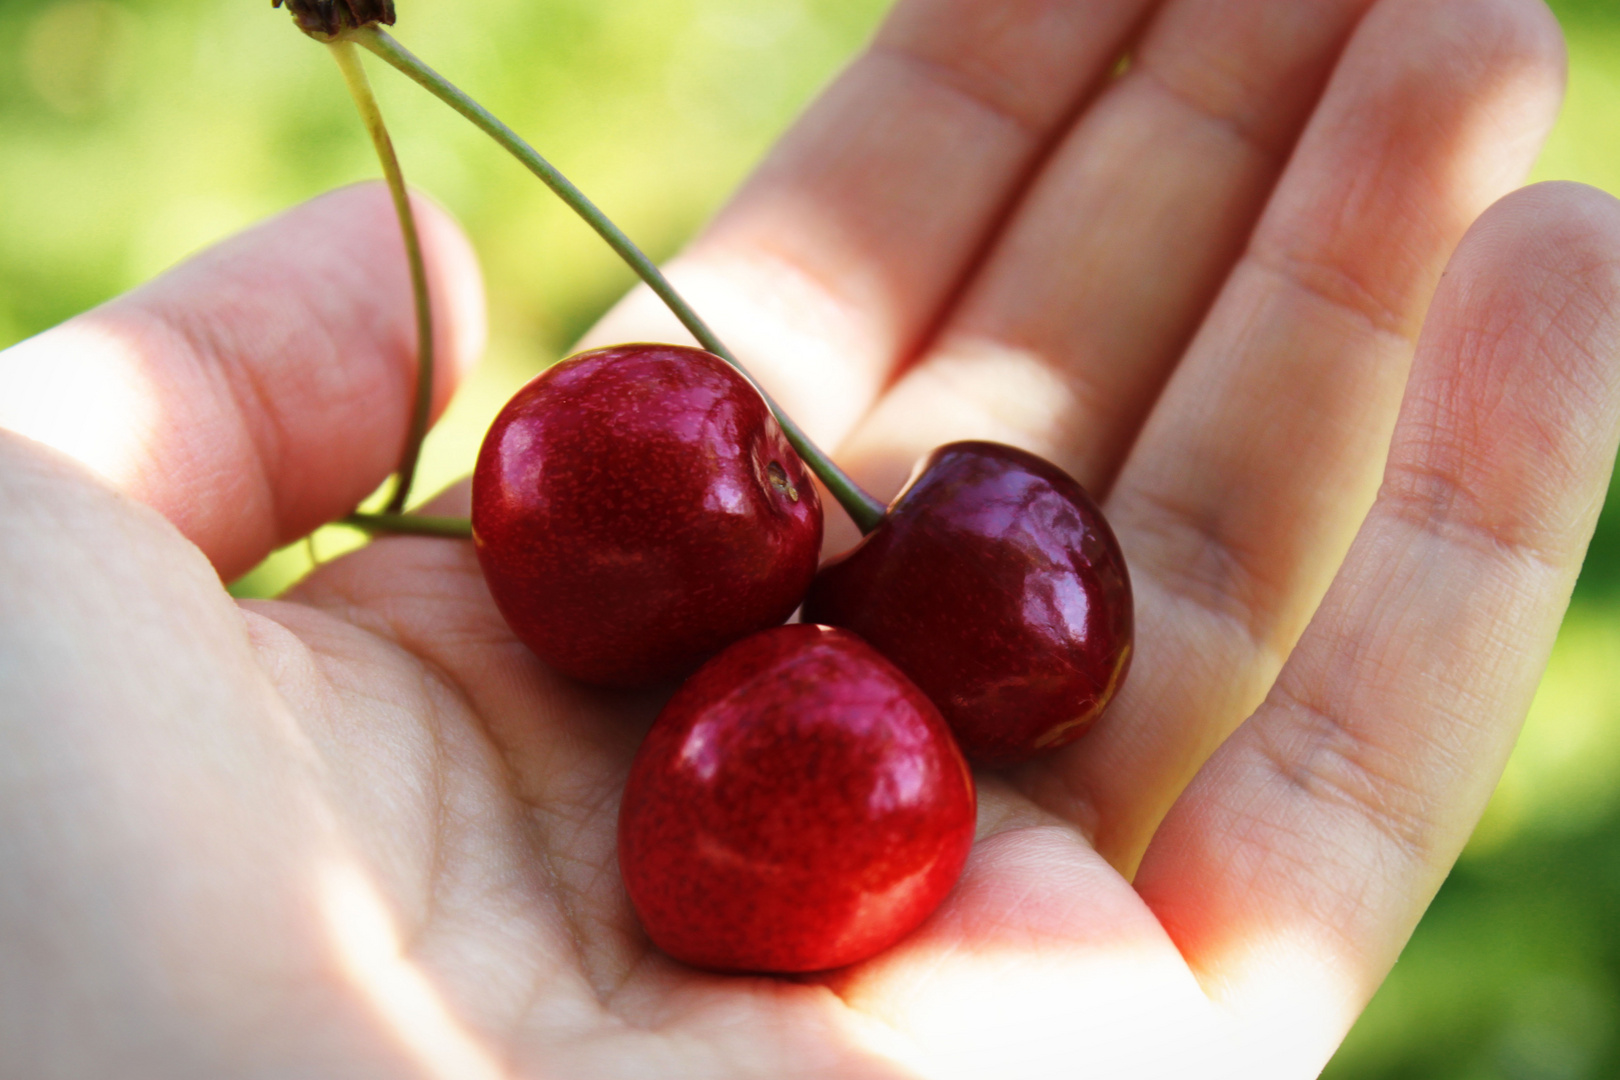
[802,441,1132,765]
[471,343,823,687]
[618,623,976,973]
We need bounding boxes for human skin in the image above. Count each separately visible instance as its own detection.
[2,0,1619,1076]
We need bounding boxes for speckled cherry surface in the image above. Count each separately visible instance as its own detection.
[617,623,976,974]
[471,343,822,687]
[802,441,1132,766]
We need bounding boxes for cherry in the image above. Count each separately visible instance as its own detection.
[802,441,1133,766]
[471,343,823,687]
[618,623,976,973]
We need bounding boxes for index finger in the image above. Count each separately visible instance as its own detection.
[0,184,485,581]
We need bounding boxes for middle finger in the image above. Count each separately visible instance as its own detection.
[834,0,1380,509]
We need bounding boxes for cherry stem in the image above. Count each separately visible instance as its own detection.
[329,39,435,515]
[339,512,473,539]
[349,26,888,535]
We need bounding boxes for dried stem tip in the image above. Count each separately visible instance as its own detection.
[273,0,395,38]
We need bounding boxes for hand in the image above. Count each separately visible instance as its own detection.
[2,1,1617,1078]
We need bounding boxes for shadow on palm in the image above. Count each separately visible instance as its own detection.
[256,494,1198,1079]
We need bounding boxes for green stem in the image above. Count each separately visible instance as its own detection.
[329,39,435,515]
[339,512,474,539]
[349,26,887,535]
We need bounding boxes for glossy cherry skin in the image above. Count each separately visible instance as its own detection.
[471,344,823,687]
[618,623,976,973]
[802,441,1132,766]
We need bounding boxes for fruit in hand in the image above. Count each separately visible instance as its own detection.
[618,623,976,973]
[471,343,823,687]
[802,441,1132,765]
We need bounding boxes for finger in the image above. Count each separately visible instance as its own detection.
[1133,182,1620,1077]
[1019,0,1565,870]
[0,183,486,581]
[578,0,1153,451]
[836,0,1377,503]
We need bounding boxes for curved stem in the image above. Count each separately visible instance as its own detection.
[350,26,887,534]
[339,512,474,539]
[329,39,436,515]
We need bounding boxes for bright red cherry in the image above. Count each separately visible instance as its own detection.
[618,623,976,973]
[471,344,822,687]
[802,441,1132,765]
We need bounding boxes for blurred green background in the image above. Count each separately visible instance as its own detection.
[1,1,1618,1074]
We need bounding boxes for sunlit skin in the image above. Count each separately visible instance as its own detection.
[2,0,1620,1077]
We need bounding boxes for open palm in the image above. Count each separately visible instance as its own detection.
[4,0,1620,1077]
